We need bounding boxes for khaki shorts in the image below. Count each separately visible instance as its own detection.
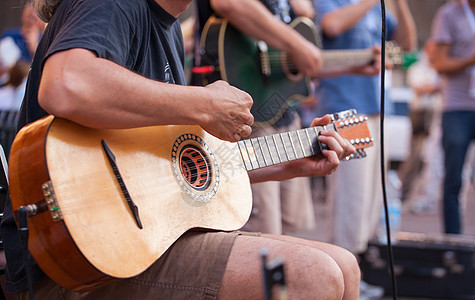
[19,230,259,300]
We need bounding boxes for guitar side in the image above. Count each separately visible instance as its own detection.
[9,116,252,291]
[201,17,315,127]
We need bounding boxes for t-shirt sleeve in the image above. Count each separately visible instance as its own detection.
[45,1,135,67]
[431,7,453,45]
[314,0,338,26]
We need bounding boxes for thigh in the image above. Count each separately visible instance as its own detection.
[442,112,473,178]
[21,231,241,300]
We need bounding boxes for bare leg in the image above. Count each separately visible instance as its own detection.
[264,234,360,300]
[218,234,359,299]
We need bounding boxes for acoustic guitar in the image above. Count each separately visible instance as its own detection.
[9,111,373,291]
[199,16,381,127]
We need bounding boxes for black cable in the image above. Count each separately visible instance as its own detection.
[379,1,398,300]
[18,207,34,300]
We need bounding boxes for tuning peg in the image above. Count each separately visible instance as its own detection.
[344,149,367,161]
[331,109,358,122]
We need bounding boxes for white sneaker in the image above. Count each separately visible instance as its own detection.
[360,280,384,300]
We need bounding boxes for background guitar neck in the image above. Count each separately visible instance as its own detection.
[321,49,374,69]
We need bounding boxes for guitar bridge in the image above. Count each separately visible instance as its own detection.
[42,181,63,222]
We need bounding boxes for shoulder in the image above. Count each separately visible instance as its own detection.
[436,0,461,18]
[62,0,149,22]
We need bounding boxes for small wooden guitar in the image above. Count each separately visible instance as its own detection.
[199,16,401,127]
[9,111,373,291]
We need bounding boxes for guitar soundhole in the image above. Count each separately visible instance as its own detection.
[171,133,220,203]
[179,145,211,190]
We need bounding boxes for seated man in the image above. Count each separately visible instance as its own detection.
[1,0,359,299]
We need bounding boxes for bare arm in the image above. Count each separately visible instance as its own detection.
[320,0,379,38]
[431,43,475,76]
[319,0,416,52]
[390,0,417,51]
[210,0,322,77]
[39,48,254,142]
[289,0,316,19]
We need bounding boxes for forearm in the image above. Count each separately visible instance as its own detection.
[289,0,315,19]
[431,44,475,75]
[320,0,378,38]
[248,163,293,184]
[210,0,309,53]
[432,56,475,75]
[391,0,417,51]
[39,49,212,129]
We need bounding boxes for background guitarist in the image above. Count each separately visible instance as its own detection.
[191,0,381,240]
[1,0,364,299]
[312,0,417,297]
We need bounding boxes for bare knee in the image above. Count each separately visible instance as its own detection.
[284,247,345,300]
[334,247,361,288]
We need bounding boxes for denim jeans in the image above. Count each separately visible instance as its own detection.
[441,111,475,234]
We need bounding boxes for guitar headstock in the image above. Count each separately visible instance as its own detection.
[330,110,374,160]
[386,41,404,67]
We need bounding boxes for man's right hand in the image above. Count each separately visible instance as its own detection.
[200,81,254,143]
[289,38,323,79]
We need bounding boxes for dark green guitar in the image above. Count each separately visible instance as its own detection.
[198,16,379,127]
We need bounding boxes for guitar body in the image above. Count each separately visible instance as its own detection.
[201,17,319,126]
[8,116,252,291]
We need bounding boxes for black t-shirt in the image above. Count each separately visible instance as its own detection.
[1,0,185,293]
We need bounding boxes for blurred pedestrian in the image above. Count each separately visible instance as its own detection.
[312,0,417,297]
[430,0,475,234]
[397,39,443,213]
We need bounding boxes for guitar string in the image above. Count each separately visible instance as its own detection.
[264,53,376,70]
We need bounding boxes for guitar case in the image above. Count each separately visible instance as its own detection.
[360,231,475,299]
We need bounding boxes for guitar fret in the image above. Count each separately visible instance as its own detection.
[312,126,322,154]
[296,130,306,157]
[304,128,315,155]
[257,137,272,167]
[279,133,290,161]
[237,141,253,171]
[272,134,284,163]
[244,139,259,170]
[264,136,277,165]
[251,138,266,168]
[279,133,293,161]
[289,131,304,159]
[286,132,298,160]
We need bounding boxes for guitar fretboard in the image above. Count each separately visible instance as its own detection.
[321,49,374,69]
[237,124,336,171]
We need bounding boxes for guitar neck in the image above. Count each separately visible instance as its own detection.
[237,124,335,171]
[321,49,375,69]
[238,114,374,170]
